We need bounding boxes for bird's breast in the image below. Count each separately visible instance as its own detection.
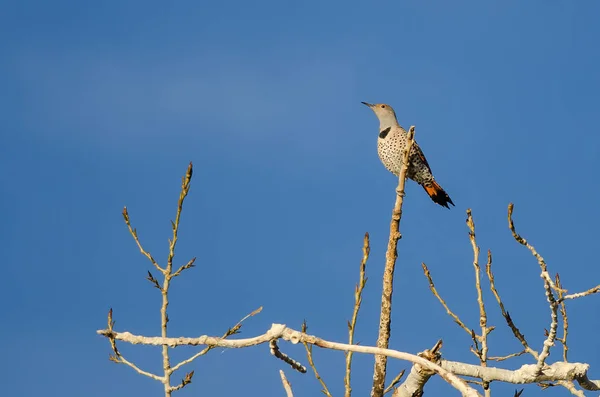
[377,134,406,175]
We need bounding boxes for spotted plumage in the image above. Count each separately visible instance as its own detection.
[362,102,455,208]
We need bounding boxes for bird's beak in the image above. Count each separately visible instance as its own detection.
[361,101,374,108]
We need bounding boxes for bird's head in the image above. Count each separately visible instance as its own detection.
[361,102,398,128]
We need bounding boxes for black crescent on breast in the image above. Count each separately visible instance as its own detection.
[379,127,391,139]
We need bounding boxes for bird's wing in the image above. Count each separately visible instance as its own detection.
[413,143,433,173]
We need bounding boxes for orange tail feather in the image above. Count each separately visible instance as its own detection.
[423,181,455,209]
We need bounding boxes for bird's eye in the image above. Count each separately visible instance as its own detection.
[381,105,386,108]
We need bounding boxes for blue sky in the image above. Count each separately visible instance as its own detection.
[2,0,599,396]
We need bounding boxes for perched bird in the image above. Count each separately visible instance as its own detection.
[362,102,454,208]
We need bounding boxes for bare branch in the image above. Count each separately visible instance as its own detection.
[172,257,196,278]
[466,211,485,336]
[122,207,164,274]
[166,161,193,274]
[534,279,559,374]
[110,353,164,382]
[486,249,538,358]
[280,370,294,397]
[170,306,263,373]
[487,250,591,396]
[371,125,416,397]
[489,351,527,362]
[466,379,485,386]
[422,263,472,336]
[118,163,196,396]
[555,275,569,362]
[345,232,370,397]
[106,308,119,356]
[507,205,562,374]
[441,360,598,390]
[146,271,162,290]
[105,309,164,381]
[507,204,565,293]
[168,371,194,392]
[105,162,600,397]
[383,369,405,395]
[98,323,481,397]
[301,322,331,396]
[466,209,493,396]
[160,162,193,395]
[557,380,585,397]
[392,363,433,397]
[393,341,442,397]
[561,284,600,301]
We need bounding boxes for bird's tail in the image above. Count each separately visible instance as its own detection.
[423,181,455,209]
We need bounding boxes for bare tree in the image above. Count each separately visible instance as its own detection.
[97,127,599,397]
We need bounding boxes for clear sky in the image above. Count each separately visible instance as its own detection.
[2,1,599,396]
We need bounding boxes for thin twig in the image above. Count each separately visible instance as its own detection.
[466,210,492,396]
[172,257,196,278]
[555,275,569,362]
[122,207,164,274]
[280,370,294,397]
[105,309,164,382]
[507,204,565,293]
[170,307,263,373]
[561,284,600,301]
[383,370,406,395]
[167,162,193,274]
[465,379,485,386]
[111,352,164,381]
[168,371,194,392]
[422,263,472,335]
[301,322,332,396]
[371,125,415,397]
[345,232,370,397]
[489,351,527,362]
[486,253,538,357]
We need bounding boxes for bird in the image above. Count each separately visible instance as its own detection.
[362,102,455,208]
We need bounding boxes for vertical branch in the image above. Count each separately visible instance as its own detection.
[301,322,332,397]
[467,210,485,337]
[535,280,559,375]
[162,162,194,396]
[467,211,492,395]
[555,274,569,362]
[345,232,370,397]
[280,370,295,397]
[120,162,194,396]
[371,126,416,397]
